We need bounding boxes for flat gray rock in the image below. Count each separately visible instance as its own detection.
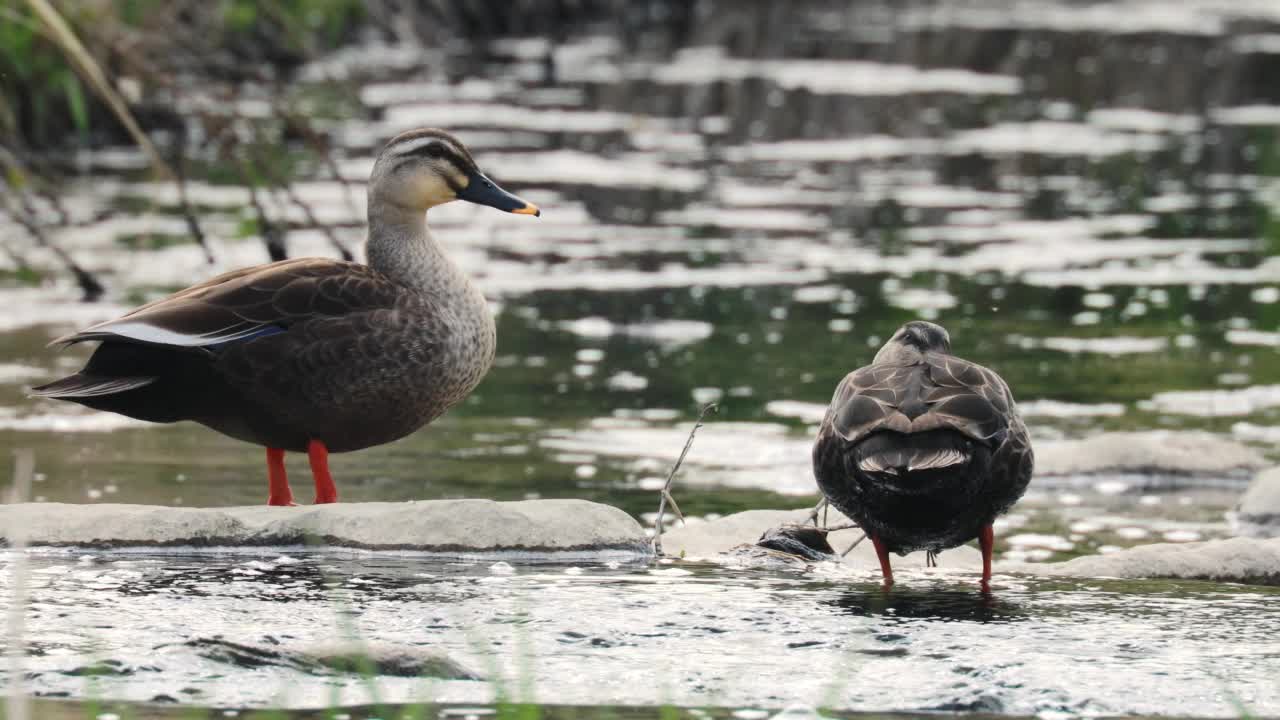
[1024,536,1280,585]
[1036,431,1264,478]
[664,508,1280,585]
[1235,466,1280,538]
[0,499,649,556]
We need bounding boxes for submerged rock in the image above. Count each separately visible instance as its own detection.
[1234,466,1280,538]
[1036,431,1264,480]
[179,638,480,679]
[1026,536,1280,586]
[301,642,481,679]
[754,524,838,560]
[0,499,649,556]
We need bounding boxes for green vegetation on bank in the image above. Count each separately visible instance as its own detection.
[0,0,364,150]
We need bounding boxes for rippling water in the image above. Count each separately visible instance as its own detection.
[3,551,1278,716]
[3,1,1280,715]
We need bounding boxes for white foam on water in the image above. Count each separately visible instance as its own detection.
[1085,108,1203,134]
[298,42,432,81]
[1021,255,1280,288]
[898,2,1225,36]
[1006,533,1075,552]
[718,183,847,208]
[115,181,252,209]
[1145,194,1198,213]
[764,400,828,424]
[1232,33,1280,53]
[725,135,939,162]
[0,288,128,334]
[659,206,828,232]
[484,264,827,296]
[1148,385,1280,417]
[540,420,816,495]
[1026,336,1169,355]
[0,363,48,384]
[0,406,148,432]
[381,103,640,135]
[1210,105,1280,126]
[792,285,850,304]
[948,122,1167,157]
[485,150,705,191]
[886,287,958,312]
[606,372,649,392]
[1018,400,1127,418]
[865,185,1024,209]
[359,78,499,107]
[650,47,1021,96]
[559,318,713,348]
[1232,422,1280,443]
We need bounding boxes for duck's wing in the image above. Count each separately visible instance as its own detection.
[53,258,404,350]
[822,354,1017,447]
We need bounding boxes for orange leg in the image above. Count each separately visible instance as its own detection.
[266,447,295,506]
[870,535,894,589]
[308,439,338,504]
[979,524,995,592]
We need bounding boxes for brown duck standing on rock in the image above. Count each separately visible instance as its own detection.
[812,321,1033,590]
[32,129,538,506]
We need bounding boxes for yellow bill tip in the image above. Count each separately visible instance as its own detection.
[511,203,541,217]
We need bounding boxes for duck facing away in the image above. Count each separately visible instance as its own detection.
[811,321,1033,590]
[32,128,538,506]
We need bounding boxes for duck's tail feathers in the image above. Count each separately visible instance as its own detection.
[29,374,157,399]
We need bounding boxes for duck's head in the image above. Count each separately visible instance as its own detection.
[369,128,540,216]
[873,320,952,364]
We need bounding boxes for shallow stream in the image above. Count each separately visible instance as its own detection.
[3,0,1280,716]
[3,551,1278,716]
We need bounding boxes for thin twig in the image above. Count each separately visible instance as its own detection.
[279,110,361,219]
[652,403,718,556]
[170,133,214,264]
[806,497,828,526]
[231,151,288,262]
[0,203,104,301]
[248,145,353,261]
[841,533,868,557]
[821,523,860,533]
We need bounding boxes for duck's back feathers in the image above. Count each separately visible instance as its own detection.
[52,258,405,350]
[827,354,1015,447]
[814,350,1033,554]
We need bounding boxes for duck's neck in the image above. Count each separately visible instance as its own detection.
[365,199,469,297]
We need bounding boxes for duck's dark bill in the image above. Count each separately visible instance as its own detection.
[456,170,540,216]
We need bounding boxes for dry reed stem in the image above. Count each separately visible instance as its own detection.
[652,403,718,556]
[841,533,867,557]
[25,0,174,180]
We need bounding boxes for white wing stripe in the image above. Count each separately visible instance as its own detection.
[87,320,263,347]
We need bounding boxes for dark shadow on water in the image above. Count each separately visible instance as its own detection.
[826,588,1027,624]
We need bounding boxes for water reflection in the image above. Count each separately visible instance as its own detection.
[827,588,1026,624]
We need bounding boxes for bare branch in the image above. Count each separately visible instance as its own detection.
[652,402,718,557]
